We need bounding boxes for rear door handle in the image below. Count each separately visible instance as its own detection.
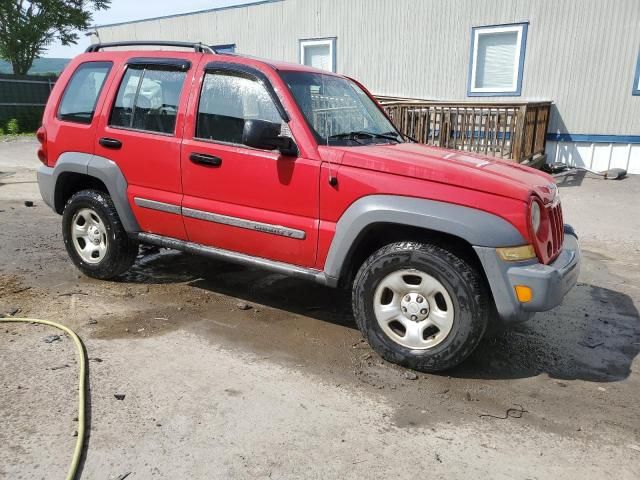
[99,137,122,150]
[190,153,222,167]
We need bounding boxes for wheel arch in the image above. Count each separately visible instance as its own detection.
[54,171,108,213]
[52,152,140,232]
[337,222,487,288]
[323,195,526,286]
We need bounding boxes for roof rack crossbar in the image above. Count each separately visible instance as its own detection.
[86,41,216,54]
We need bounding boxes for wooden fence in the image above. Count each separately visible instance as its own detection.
[376,97,551,164]
[0,73,57,132]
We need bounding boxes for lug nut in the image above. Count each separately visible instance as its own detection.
[402,307,407,313]
[411,315,417,321]
[421,309,428,314]
[416,296,423,303]
[405,295,411,302]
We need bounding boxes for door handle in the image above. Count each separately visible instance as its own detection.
[190,153,222,167]
[99,137,122,149]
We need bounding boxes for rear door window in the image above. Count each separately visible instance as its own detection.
[57,62,112,124]
[109,64,187,135]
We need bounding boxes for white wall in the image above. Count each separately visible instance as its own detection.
[546,141,640,175]
[95,0,640,137]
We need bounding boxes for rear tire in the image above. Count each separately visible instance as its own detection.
[352,242,489,372]
[62,189,138,279]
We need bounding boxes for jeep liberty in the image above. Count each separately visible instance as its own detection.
[36,41,580,371]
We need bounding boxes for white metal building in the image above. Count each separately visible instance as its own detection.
[93,0,640,173]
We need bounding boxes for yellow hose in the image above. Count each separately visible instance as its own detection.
[0,317,86,480]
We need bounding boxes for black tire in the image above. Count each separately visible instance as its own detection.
[62,189,138,279]
[352,242,489,372]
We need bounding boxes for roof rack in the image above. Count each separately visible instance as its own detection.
[86,41,216,54]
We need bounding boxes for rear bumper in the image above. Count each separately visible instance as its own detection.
[37,165,55,210]
[474,225,581,323]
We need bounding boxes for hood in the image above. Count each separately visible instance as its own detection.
[327,142,556,203]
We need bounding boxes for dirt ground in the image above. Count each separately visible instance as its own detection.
[1,136,639,479]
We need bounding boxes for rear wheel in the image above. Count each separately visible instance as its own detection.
[62,189,138,279]
[352,242,489,372]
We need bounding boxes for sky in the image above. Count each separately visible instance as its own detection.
[46,0,256,58]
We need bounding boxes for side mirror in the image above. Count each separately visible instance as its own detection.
[242,119,298,157]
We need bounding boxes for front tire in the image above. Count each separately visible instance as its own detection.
[352,242,489,372]
[62,189,138,279]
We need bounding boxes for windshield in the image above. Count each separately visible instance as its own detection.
[279,71,402,146]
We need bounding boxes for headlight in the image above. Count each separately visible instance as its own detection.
[530,201,541,233]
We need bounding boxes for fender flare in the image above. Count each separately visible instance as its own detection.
[50,152,140,232]
[323,195,525,281]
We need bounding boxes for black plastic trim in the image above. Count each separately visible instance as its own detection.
[86,41,214,54]
[127,57,191,70]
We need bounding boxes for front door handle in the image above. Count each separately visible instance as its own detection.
[190,153,222,167]
[99,137,122,150]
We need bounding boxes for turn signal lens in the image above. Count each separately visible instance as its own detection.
[515,285,533,303]
[496,245,537,262]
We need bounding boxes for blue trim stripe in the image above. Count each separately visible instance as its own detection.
[547,133,640,144]
[467,22,528,98]
[95,0,282,28]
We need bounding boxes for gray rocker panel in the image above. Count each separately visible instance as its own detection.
[138,232,328,284]
[323,195,526,281]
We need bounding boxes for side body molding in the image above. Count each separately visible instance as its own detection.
[40,152,140,232]
[323,195,526,281]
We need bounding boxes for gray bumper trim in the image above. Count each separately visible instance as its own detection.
[474,227,581,323]
[37,165,55,209]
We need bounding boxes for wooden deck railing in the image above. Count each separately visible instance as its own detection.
[375,96,552,164]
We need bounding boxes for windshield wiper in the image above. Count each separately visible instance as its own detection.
[382,130,415,143]
[328,131,400,143]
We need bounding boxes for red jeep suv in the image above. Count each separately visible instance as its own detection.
[36,41,580,371]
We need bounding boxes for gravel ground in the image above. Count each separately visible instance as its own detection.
[1,136,639,479]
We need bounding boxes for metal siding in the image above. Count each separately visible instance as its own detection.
[95,0,640,136]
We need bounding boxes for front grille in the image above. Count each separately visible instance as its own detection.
[548,202,564,260]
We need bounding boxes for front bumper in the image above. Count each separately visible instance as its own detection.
[474,225,581,323]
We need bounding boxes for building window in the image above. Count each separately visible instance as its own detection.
[633,51,640,96]
[467,23,528,97]
[299,38,336,73]
[212,44,236,54]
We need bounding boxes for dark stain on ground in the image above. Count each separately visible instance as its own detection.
[455,282,640,382]
[97,249,640,386]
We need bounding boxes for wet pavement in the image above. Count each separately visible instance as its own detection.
[1,137,639,478]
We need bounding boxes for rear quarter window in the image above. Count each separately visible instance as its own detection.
[57,62,112,124]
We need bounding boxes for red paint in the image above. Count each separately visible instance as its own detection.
[42,49,561,270]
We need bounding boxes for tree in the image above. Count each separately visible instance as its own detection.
[0,1,110,75]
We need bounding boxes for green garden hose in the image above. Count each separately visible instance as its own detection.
[0,317,87,480]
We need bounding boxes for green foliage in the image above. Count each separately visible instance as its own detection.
[0,126,4,136]
[0,1,111,75]
[6,118,19,134]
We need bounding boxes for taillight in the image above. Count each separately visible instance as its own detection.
[36,126,47,165]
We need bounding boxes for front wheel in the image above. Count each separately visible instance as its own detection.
[62,189,139,279]
[352,242,489,372]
